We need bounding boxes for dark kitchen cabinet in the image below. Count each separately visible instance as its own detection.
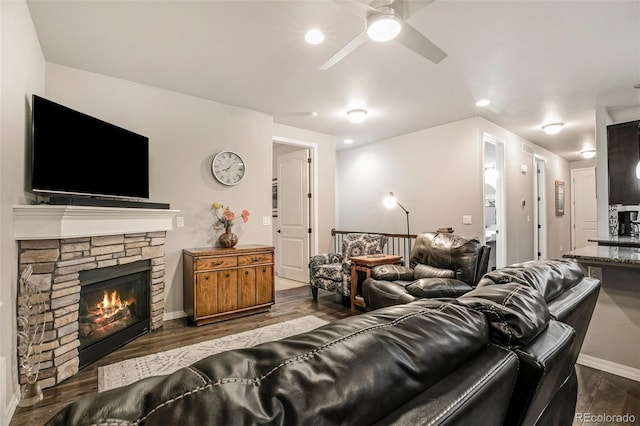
[608,120,640,205]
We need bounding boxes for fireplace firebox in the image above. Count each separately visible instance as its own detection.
[78,260,151,368]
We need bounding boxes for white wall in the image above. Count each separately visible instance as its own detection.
[337,116,571,264]
[45,64,274,318]
[273,123,336,254]
[0,0,46,422]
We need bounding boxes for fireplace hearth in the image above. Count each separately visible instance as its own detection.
[78,261,150,368]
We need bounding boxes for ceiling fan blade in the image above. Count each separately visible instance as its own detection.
[392,0,434,19]
[395,22,447,64]
[319,31,369,70]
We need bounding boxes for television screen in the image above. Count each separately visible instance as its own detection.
[31,95,149,199]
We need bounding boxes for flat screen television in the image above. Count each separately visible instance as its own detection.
[31,95,149,200]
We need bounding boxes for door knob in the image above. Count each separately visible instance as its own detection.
[277,229,281,233]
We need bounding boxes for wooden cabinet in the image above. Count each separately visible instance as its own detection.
[183,245,275,326]
[608,120,640,205]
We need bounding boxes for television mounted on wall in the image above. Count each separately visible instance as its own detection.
[31,95,149,200]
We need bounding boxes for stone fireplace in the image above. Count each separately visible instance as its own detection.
[13,205,176,389]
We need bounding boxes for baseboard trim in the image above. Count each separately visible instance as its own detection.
[5,389,19,426]
[577,354,640,382]
[163,310,187,321]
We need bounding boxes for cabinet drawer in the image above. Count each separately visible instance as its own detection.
[196,256,237,271]
[238,254,273,266]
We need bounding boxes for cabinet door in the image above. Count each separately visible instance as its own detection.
[256,265,274,305]
[195,272,218,318]
[608,121,640,205]
[237,267,256,308]
[217,270,238,312]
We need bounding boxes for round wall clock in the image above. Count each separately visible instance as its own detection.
[211,151,246,186]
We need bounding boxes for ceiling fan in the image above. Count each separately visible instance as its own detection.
[319,0,447,70]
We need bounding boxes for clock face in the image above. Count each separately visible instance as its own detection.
[211,151,246,186]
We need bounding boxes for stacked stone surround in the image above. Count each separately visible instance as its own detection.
[17,231,167,389]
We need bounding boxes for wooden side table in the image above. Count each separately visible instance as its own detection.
[350,254,403,312]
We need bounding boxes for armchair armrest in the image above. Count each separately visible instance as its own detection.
[309,253,343,268]
[371,264,415,281]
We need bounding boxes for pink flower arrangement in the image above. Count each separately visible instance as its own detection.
[211,202,250,230]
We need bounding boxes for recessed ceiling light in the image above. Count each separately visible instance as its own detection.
[475,99,491,107]
[311,112,318,117]
[346,109,368,124]
[344,139,353,144]
[542,122,564,135]
[581,150,596,159]
[305,29,325,45]
[367,9,402,42]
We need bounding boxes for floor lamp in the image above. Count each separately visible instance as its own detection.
[384,192,411,262]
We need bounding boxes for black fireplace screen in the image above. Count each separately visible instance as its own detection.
[78,261,150,367]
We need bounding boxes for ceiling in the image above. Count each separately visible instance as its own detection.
[26,0,640,161]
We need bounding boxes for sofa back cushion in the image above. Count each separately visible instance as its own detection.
[457,283,550,348]
[410,232,485,285]
[476,259,584,302]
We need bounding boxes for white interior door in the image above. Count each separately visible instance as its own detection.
[572,167,597,250]
[276,148,310,282]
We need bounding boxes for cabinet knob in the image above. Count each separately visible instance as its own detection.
[245,271,249,275]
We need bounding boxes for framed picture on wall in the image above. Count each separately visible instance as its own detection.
[555,180,565,216]
[272,179,278,217]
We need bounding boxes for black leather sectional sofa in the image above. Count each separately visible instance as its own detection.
[47,239,599,425]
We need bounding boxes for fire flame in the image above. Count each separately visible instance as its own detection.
[96,290,130,319]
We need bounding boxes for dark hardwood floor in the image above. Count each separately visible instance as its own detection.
[10,287,640,425]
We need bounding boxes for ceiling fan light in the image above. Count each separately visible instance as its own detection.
[367,13,402,42]
[581,149,596,159]
[542,122,564,135]
[347,108,368,124]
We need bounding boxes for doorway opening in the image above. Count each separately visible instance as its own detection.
[272,137,318,289]
[483,133,506,270]
[534,156,547,259]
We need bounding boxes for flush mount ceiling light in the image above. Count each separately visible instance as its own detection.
[347,109,368,124]
[366,7,402,42]
[305,29,325,45]
[344,139,353,144]
[581,150,596,159]
[542,122,564,135]
[475,99,491,107]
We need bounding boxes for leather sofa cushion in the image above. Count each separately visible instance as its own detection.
[410,232,483,285]
[406,278,473,298]
[457,283,549,348]
[476,259,583,303]
[48,301,490,426]
[371,264,415,281]
[413,264,456,279]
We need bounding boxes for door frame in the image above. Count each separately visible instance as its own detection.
[482,132,507,269]
[272,135,318,258]
[533,155,547,260]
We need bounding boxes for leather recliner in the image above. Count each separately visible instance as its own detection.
[363,232,491,309]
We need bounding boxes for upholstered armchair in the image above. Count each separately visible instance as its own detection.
[310,233,387,303]
[363,232,491,309]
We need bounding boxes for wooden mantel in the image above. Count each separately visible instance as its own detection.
[13,205,179,240]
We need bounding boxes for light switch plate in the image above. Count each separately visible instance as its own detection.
[176,217,185,228]
[262,216,271,226]
[463,215,472,225]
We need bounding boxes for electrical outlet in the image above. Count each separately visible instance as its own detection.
[463,215,472,225]
[588,266,603,282]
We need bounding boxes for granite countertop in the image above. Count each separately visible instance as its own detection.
[563,245,640,265]
[588,236,640,247]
